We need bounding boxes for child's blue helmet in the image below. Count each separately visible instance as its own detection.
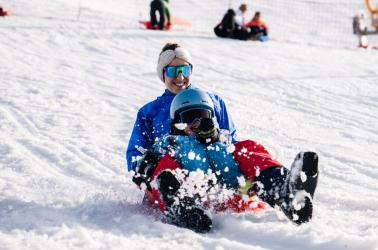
[170,88,215,125]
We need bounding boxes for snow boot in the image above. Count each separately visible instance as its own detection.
[280,151,319,224]
[156,171,181,207]
[156,171,213,233]
[165,196,213,233]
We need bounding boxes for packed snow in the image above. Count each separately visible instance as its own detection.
[0,0,378,249]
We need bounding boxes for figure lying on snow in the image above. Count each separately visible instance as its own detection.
[131,88,319,233]
[214,9,269,42]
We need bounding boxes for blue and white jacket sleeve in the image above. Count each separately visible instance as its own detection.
[126,109,151,171]
[211,94,238,143]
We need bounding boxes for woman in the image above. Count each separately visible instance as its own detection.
[126,43,237,171]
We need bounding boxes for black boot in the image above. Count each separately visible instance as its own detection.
[156,171,213,233]
[280,152,319,225]
[252,152,318,225]
[165,196,213,233]
[156,171,181,207]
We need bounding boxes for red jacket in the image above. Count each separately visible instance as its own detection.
[245,19,268,32]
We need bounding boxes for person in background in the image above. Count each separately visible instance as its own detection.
[233,3,250,39]
[245,11,269,39]
[150,0,171,30]
[234,3,248,27]
[162,0,171,28]
[126,43,237,172]
[214,9,237,38]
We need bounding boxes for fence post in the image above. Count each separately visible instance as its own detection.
[77,0,82,21]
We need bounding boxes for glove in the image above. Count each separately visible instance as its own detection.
[132,150,159,191]
[197,118,219,145]
[239,180,256,196]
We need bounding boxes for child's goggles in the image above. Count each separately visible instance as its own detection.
[164,65,193,78]
[178,108,212,125]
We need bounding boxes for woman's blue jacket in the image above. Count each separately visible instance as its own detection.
[126,88,237,171]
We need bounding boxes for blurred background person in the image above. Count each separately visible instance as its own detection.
[150,0,171,30]
[214,9,237,38]
[235,3,248,27]
[246,11,269,40]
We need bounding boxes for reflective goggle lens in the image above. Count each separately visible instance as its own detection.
[179,108,212,124]
[164,65,192,78]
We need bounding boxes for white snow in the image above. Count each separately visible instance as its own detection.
[1,0,378,249]
[187,151,195,160]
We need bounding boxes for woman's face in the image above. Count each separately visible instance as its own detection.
[164,58,191,94]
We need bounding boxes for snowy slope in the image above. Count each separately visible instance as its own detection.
[1,0,378,249]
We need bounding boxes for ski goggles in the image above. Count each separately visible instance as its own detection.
[164,65,193,78]
[178,108,212,125]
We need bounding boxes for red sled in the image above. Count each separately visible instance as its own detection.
[0,10,11,17]
[139,16,192,31]
[144,155,268,215]
[139,21,172,31]
[145,187,267,215]
[358,44,378,50]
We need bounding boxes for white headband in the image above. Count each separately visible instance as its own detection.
[157,47,193,82]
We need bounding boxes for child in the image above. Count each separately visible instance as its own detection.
[245,11,269,41]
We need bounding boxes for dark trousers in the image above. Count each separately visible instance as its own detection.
[214,24,234,38]
[249,26,268,37]
[150,0,165,30]
[234,26,250,40]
